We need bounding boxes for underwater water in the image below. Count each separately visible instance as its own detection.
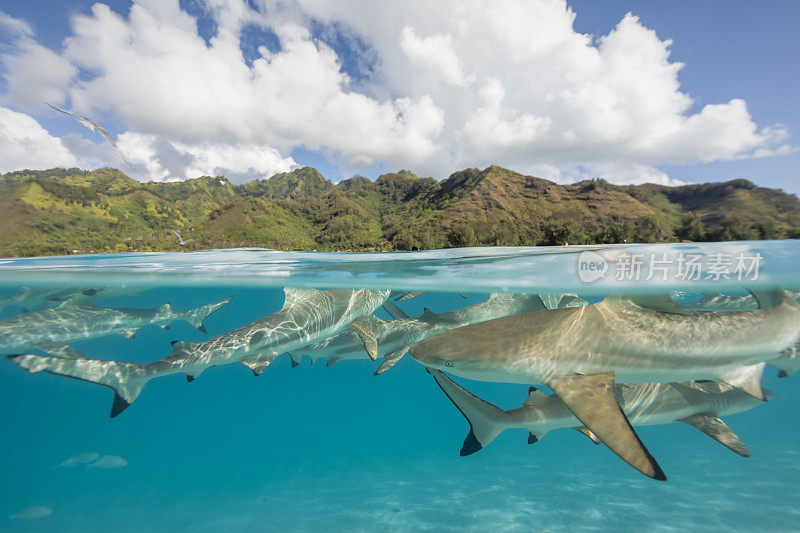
[0,242,799,532]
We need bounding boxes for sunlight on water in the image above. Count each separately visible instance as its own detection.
[1,242,799,531]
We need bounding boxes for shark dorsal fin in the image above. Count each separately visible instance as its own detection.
[538,294,562,310]
[420,308,436,319]
[720,362,768,401]
[326,357,342,367]
[629,294,690,315]
[558,294,588,308]
[170,340,192,352]
[280,288,319,310]
[680,415,750,457]
[547,372,666,481]
[523,386,548,406]
[56,295,88,308]
[748,289,783,309]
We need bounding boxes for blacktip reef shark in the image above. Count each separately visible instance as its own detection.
[675,290,800,377]
[430,369,765,462]
[0,286,138,313]
[0,297,231,358]
[410,290,800,480]
[8,288,390,416]
[298,293,588,374]
[675,289,800,312]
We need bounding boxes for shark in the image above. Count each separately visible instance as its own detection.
[676,289,800,312]
[0,286,138,313]
[298,293,588,374]
[7,288,390,416]
[0,297,231,357]
[430,369,765,462]
[409,290,800,480]
[675,290,800,377]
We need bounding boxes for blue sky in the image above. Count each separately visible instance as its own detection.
[0,0,797,191]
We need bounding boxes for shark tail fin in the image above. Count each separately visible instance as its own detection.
[428,368,509,455]
[6,354,148,418]
[182,296,232,333]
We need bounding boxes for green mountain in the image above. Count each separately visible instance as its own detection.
[1,165,798,256]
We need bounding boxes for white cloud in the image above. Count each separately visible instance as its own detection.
[116,132,298,183]
[0,12,76,110]
[0,1,792,186]
[0,106,78,172]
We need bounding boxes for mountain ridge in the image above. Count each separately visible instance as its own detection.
[0,165,798,256]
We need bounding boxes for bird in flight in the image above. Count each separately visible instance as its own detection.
[172,231,194,246]
[46,102,137,171]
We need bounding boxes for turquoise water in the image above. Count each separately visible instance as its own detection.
[1,243,799,531]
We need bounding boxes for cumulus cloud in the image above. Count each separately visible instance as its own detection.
[0,12,76,110]
[0,106,78,172]
[116,132,297,183]
[0,1,792,185]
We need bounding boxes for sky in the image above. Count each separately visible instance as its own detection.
[0,0,797,191]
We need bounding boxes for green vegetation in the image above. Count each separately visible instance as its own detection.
[1,165,799,257]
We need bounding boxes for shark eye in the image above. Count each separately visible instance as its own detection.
[444,361,454,367]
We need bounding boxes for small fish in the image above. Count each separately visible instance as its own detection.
[11,505,52,520]
[57,451,100,468]
[87,455,128,469]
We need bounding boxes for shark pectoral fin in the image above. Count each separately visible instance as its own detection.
[119,328,138,339]
[680,415,750,457]
[381,300,409,319]
[374,347,408,375]
[326,357,341,367]
[35,342,86,359]
[240,355,275,376]
[346,317,378,360]
[630,294,690,315]
[573,426,601,445]
[720,363,768,401]
[547,372,666,481]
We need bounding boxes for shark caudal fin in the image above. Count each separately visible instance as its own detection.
[181,296,232,333]
[6,354,148,417]
[346,316,379,360]
[547,372,666,481]
[428,368,509,455]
